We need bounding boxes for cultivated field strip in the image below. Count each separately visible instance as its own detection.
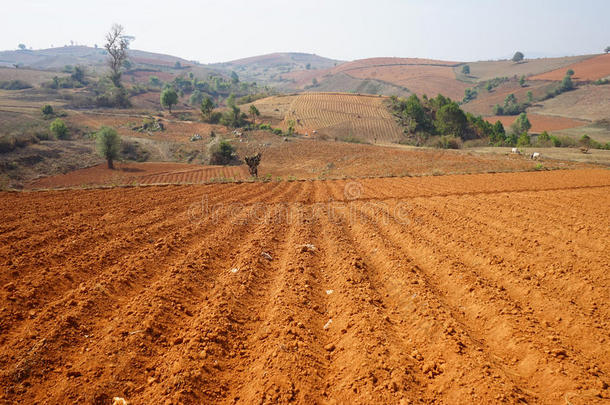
[0,169,609,404]
[285,93,404,142]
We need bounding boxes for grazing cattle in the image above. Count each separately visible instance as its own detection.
[511,147,520,154]
[531,152,540,160]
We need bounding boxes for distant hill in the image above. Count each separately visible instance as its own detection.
[208,52,343,87]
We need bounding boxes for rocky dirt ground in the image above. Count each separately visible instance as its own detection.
[0,169,609,404]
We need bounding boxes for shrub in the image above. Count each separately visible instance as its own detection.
[0,80,32,90]
[50,118,69,139]
[272,128,283,136]
[461,65,470,75]
[41,104,54,116]
[512,51,524,62]
[0,135,16,153]
[209,140,236,165]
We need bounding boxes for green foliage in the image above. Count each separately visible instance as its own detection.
[149,76,162,86]
[70,66,86,84]
[189,90,203,106]
[18,43,26,50]
[605,46,610,53]
[0,80,32,90]
[512,51,524,62]
[273,128,283,136]
[461,65,470,75]
[95,126,121,169]
[435,102,467,137]
[230,71,239,84]
[527,91,533,103]
[538,130,550,142]
[249,105,260,123]
[519,75,526,87]
[579,134,592,148]
[50,118,69,140]
[160,88,179,113]
[209,140,236,165]
[200,97,215,121]
[566,69,575,76]
[511,113,532,135]
[516,132,531,146]
[389,93,505,146]
[463,88,477,103]
[560,74,574,91]
[41,104,54,116]
[494,92,528,115]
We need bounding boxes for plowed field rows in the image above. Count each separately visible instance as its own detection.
[1,169,609,404]
[530,54,610,82]
[284,93,404,142]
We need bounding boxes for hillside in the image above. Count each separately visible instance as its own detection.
[209,52,342,86]
[284,57,467,99]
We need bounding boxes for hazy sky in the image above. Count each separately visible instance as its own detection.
[3,0,609,63]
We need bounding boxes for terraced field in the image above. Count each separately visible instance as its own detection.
[283,93,404,142]
[530,54,610,82]
[1,169,609,404]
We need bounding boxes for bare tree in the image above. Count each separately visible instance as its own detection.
[105,24,129,88]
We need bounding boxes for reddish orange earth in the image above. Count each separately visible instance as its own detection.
[1,169,609,404]
[27,162,248,189]
[530,54,610,82]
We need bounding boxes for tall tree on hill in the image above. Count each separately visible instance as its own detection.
[161,88,178,113]
[249,105,260,124]
[105,24,129,88]
[201,97,215,122]
[605,46,610,53]
[512,51,524,62]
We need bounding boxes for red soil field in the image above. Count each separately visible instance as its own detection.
[0,169,609,404]
[530,54,610,81]
[284,58,466,99]
[27,163,248,189]
[485,113,588,133]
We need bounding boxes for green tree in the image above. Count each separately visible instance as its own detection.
[189,89,203,106]
[512,51,524,62]
[511,113,531,135]
[516,132,531,146]
[41,104,54,116]
[209,140,235,165]
[18,43,26,50]
[96,126,121,169]
[160,88,178,113]
[561,74,574,91]
[71,65,86,84]
[50,118,68,139]
[527,91,533,103]
[519,75,526,87]
[490,120,506,144]
[605,46,610,53]
[435,102,467,138]
[104,24,129,88]
[462,65,470,75]
[566,69,575,76]
[230,71,239,84]
[486,82,493,92]
[249,104,260,124]
[201,97,215,121]
[149,76,162,86]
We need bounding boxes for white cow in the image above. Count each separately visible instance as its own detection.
[511,147,520,154]
[531,152,540,160]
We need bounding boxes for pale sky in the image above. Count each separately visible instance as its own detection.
[3,0,609,63]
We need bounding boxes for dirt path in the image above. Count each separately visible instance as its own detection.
[0,169,608,404]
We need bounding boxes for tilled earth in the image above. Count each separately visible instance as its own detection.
[0,169,609,404]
